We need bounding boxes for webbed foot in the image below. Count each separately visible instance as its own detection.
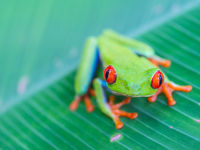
[109,96,138,129]
[70,88,95,112]
[148,82,192,106]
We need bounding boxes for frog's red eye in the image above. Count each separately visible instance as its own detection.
[151,71,164,89]
[103,65,117,84]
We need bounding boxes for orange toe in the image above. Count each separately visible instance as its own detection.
[86,105,94,112]
[148,86,162,103]
[148,58,171,68]
[115,119,124,129]
[168,100,176,106]
[84,95,94,112]
[129,113,138,119]
[168,83,192,92]
[148,96,157,103]
[183,85,192,92]
[89,88,96,97]
[69,101,78,111]
[69,96,81,111]
[124,98,131,104]
[161,60,171,68]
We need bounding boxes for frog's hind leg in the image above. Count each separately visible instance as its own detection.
[93,79,137,129]
[132,50,171,68]
[148,57,171,68]
[70,37,99,112]
[102,30,171,68]
[148,82,192,106]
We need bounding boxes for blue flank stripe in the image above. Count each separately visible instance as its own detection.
[90,46,100,80]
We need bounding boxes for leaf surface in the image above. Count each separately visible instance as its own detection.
[0,1,200,150]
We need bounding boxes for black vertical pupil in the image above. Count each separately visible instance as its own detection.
[159,74,163,86]
[105,69,110,80]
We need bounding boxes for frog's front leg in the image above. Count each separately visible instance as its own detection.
[147,60,192,106]
[148,82,192,106]
[70,37,98,112]
[93,79,137,129]
[70,88,96,112]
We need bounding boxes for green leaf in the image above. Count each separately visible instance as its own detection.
[1,1,200,150]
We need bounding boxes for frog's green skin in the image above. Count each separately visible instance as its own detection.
[74,29,171,121]
[97,34,160,97]
[72,30,193,129]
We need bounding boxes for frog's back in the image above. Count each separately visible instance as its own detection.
[98,36,154,72]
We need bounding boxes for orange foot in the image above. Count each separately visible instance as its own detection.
[109,96,138,129]
[148,58,171,68]
[148,82,192,106]
[69,88,96,112]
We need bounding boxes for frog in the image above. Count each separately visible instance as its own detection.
[69,29,192,129]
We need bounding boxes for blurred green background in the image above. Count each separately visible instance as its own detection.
[1,0,198,106]
[0,0,200,149]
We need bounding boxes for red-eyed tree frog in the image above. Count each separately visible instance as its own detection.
[69,30,192,129]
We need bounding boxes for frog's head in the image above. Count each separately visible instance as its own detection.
[103,65,164,97]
